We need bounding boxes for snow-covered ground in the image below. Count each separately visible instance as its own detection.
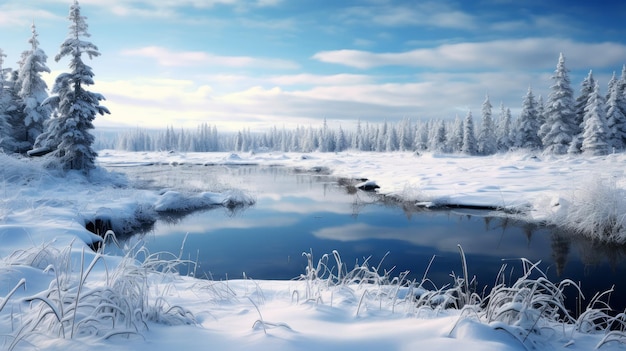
[1,149,626,350]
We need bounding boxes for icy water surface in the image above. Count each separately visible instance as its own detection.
[109,164,626,313]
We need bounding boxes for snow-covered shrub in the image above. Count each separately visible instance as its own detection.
[552,176,626,243]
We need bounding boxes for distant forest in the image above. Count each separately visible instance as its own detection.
[110,54,626,156]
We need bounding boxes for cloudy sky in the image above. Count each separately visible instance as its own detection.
[2,0,626,131]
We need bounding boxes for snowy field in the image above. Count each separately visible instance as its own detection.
[1,149,626,350]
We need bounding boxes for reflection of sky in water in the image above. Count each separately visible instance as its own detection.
[117,165,626,312]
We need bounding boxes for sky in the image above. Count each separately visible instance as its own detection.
[2,0,626,132]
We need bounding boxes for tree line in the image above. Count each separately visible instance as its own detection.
[0,0,107,173]
[114,53,626,156]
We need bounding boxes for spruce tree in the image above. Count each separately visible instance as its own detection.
[581,82,609,155]
[35,0,110,172]
[540,53,577,154]
[0,49,20,153]
[448,116,464,153]
[16,23,51,149]
[461,111,477,155]
[570,70,596,153]
[335,125,346,152]
[477,95,496,155]
[606,72,626,151]
[496,103,513,151]
[431,120,447,153]
[517,87,542,149]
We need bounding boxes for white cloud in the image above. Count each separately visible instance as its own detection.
[0,4,60,27]
[90,67,551,132]
[339,2,477,29]
[267,74,373,86]
[67,0,282,18]
[313,38,626,70]
[121,46,299,70]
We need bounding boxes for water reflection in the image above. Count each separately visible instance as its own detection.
[108,164,626,312]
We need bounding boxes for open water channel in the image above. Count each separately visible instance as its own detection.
[106,163,626,314]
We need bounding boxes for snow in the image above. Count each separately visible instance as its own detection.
[1,149,626,350]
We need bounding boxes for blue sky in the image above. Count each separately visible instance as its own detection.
[2,0,626,131]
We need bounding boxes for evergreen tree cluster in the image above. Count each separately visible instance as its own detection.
[0,0,107,172]
[0,25,50,154]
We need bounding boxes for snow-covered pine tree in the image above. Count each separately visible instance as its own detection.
[359,123,370,151]
[16,23,51,150]
[396,118,407,151]
[413,120,429,151]
[0,49,21,153]
[351,120,362,150]
[477,95,496,155]
[446,116,463,153]
[335,125,347,152]
[0,49,12,151]
[606,71,626,151]
[496,103,513,151]
[430,120,447,153]
[6,70,29,152]
[536,95,546,139]
[615,66,626,139]
[570,70,596,153]
[35,0,109,172]
[540,53,577,154]
[461,111,477,155]
[516,87,542,150]
[581,82,610,155]
[385,125,399,151]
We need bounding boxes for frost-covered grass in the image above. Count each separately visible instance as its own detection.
[294,249,626,350]
[3,242,625,350]
[1,239,196,350]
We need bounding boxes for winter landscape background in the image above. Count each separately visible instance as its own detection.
[3,0,626,350]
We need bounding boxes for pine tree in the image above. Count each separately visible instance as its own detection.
[477,95,497,155]
[536,95,546,141]
[335,125,346,152]
[570,70,596,153]
[414,120,429,151]
[496,103,513,151]
[516,87,542,149]
[581,82,609,155]
[619,65,626,118]
[0,49,20,153]
[540,53,577,154]
[397,118,410,151]
[385,125,398,151]
[35,0,110,172]
[606,72,626,151]
[447,116,464,153]
[351,120,362,150]
[461,111,477,155]
[16,23,51,149]
[430,120,447,153]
